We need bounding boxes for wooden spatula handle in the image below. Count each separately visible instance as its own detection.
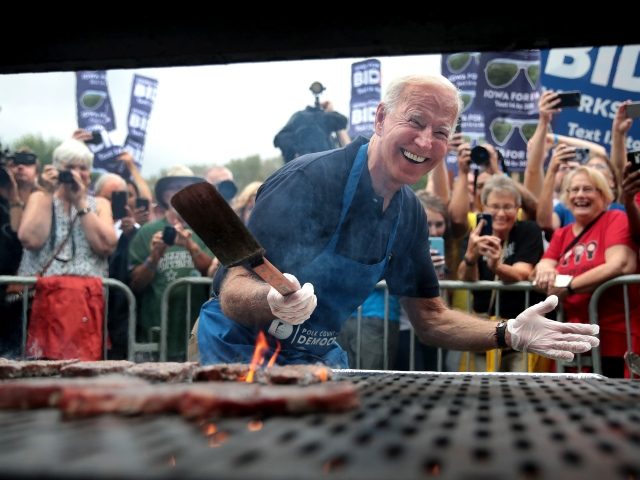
[251,258,298,296]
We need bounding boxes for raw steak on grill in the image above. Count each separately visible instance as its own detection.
[60,360,134,377]
[0,358,79,379]
[0,375,148,409]
[193,363,332,385]
[263,365,332,385]
[58,381,359,418]
[180,381,359,419]
[193,363,251,382]
[125,362,198,383]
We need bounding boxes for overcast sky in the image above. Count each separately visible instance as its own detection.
[0,54,441,177]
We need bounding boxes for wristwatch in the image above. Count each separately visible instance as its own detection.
[566,280,575,295]
[495,321,508,349]
[77,206,91,216]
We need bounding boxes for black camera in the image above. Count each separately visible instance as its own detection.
[58,170,75,184]
[470,145,490,167]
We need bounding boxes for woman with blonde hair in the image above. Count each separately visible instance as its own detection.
[534,166,639,377]
[232,181,262,225]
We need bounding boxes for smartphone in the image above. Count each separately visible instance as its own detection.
[477,213,493,236]
[111,191,128,220]
[429,237,445,257]
[628,151,640,172]
[454,120,462,135]
[135,197,150,211]
[626,102,640,119]
[555,91,581,109]
[85,131,102,145]
[574,147,590,164]
[162,225,177,246]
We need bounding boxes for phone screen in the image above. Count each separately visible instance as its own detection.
[628,151,640,172]
[626,102,640,119]
[429,237,445,257]
[477,213,493,235]
[136,198,150,211]
[555,91,581,109]
[111,191,128,220]
[162,226,177,246]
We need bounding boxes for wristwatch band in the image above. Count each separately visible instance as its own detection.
[566,280,574,295]
[77,206,91,216]
[495,321,508,349]
[463,256,477,266]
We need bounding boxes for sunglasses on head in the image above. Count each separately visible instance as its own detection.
[11,152,37,166]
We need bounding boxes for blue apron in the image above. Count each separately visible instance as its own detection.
[198,144,402,367]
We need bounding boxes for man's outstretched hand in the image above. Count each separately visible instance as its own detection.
[507,295,600,361]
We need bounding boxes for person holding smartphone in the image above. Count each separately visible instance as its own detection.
[458,176,545,371]
[128,166,214,361]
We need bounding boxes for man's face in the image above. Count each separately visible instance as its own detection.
[10,162,37,186]
[374,84,457,186]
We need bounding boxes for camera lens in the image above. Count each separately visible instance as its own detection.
[470,146,490,166]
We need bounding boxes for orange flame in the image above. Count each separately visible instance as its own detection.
[246,332,281,382]
[247,420,263,431]
[203,423,217,436]
[317,367,329,382]
[246,332,269,382]
[267,340,281,367]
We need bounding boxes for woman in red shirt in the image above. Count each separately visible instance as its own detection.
[534,166,639,377]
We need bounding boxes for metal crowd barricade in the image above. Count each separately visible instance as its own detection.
[159,276,213,361]
[0,275,137,360]
[350,280,538,372]
[439,280,536,372]
[586,274,640,378]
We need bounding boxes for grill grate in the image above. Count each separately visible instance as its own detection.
[0,372,639,479]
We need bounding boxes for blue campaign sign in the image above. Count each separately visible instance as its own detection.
[348,59,381,139]
[541,46,640,152]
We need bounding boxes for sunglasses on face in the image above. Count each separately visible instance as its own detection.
[446,52,481,73]
[489,117,538,146]
[484,58,540,89]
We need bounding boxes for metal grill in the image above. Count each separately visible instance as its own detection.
[0,372,639,480]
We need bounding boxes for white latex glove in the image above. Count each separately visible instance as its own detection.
[267,273,317,325]
[507,295,600,361]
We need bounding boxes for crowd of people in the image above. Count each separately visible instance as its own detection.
[1,73,637,377]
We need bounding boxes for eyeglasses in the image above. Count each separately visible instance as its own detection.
[567,185,598,195]
[489,117,538,146]
[558,164,578,173]
[587,162,609,172]
[486,204,517,213]
[446,52,481,73]
[484,58,540,89]
[428,221,445,229]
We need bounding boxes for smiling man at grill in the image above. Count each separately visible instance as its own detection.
[197,74,600,367]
